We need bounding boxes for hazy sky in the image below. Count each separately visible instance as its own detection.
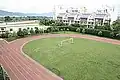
[0,0,119,13]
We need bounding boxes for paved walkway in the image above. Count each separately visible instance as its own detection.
[0,34,120,80]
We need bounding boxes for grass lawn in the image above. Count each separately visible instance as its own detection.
[23,37,120,80]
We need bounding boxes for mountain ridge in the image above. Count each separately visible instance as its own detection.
[0,10,53,17]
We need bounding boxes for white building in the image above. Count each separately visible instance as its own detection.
[0,20,50,34]
[117,4,120,19]
[54,5,113,28]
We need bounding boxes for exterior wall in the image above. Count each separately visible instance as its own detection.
[54,6,111,28]
[0,21,50,34]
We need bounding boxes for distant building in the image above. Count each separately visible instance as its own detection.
[0,20,49,34]
[117,5,120,19]
[54,6,111,28]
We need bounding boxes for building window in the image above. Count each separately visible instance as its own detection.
[71,20,74,22]
[1,28,4,30]
[68,17,74,20]
[10,28,13,31]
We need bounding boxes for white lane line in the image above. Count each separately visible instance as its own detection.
[2,46,28,80]
[8,47,43,80]
[1,56,19,80]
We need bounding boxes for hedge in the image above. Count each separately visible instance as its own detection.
[51,26,120,39]
[85,28,99,35]
[101,30,111,38]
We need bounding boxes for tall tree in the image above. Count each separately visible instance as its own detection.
[112,19,120,32]
[4,16,12,22]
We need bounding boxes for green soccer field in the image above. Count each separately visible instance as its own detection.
[23,37,120,80]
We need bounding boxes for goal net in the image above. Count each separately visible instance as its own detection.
[58,38,74,47]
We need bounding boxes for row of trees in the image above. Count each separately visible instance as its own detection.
[0,27,45,41]
[47,26,120,39]
[0,16,52,22]
[39,19,68,26]
[39,18,120,34]
[17,27,45,37]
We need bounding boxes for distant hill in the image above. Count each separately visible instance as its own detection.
[0,10,53,17]
[0,10,26,16]
[26,12,53,17]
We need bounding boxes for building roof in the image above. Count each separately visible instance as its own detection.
[0,20,39,28]
[95,14,107,19]
[67,13,77,17]
[80,13,91,18]
[57,13,66,17]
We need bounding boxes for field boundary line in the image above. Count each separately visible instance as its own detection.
[20,35,63,80]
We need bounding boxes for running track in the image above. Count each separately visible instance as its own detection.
[0,34,120,80]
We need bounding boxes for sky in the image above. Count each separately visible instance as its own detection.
[0,0,119,13]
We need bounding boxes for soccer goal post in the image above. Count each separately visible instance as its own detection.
[58,38,74,47]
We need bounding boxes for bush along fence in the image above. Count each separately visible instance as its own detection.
[0,65,10,80]
[47,26,120,40]
[0,26,120,41]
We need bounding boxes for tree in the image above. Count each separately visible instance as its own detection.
[30,28,35,35]
[71,24,80,27]
[4,16,12,22]
[39,28,44,34]
[94,24,111,30]
[23,29,28,35]
[34,27,39,34]
[112,19,120,32]
[17,28,25,37]
[12,31,18,37]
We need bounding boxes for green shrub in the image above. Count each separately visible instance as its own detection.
[101,30,111,37]
[58,26,69,31]
[17,28,25,37]
[66,28,69,31]
[69,27,78,32]
[30,28,35,35]
[110,32,115,38]
[85,28,99,35]
[82,28,85,34]
[80,25,87,28]
[71,24,80,27]
[23,29,29,35]
[98,31,102,36]
[76,28,80,32]
[116,33,120,39]
[35,27,39,34]
[12,31,18,37]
